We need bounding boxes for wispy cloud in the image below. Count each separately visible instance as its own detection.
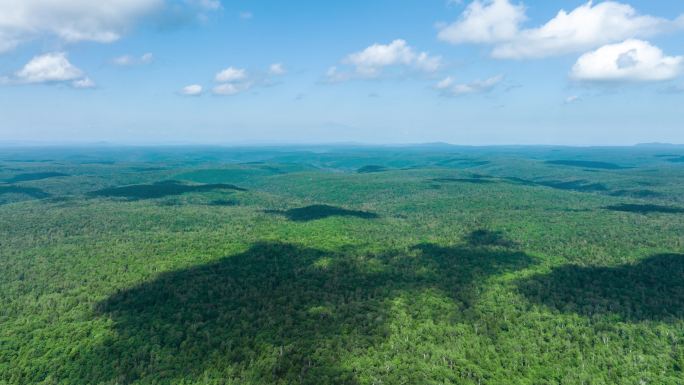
[112,53,154,66]
[435,74,504,96]
[268,63,286,76]
[180,84,203,96]
[564,95,580,104]
[187,0,222,11]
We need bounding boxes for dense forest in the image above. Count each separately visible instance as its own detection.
[1,145,683,384]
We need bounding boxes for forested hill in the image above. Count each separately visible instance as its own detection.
[1,145,683,384]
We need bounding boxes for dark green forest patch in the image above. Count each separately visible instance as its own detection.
[89,180,246,200]
[130,166,167,172]
[3,159,54,163]
[5,172,68,183]
[435,158,490,168]
[80,161,116,165]
[500,176,538,187]
[208,199,239,206]
[83,241,534,385]
[357,165,388,173]
[536,180,609,192]
[465,229,517,248]
[265,204,378,222]
[545,160,629,170]
[609,189,664,199]
[517,254,684,322]
[0,185,50,200]
[605,203,684,214]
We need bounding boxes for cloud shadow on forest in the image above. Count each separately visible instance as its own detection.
[79,240,534,384]
[0,185,51,201]
[604,203,684,214]
[517,253,684,322]
[265,204,379,222]
[89,180,246,200]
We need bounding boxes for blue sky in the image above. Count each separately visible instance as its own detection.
[1,0,683,145]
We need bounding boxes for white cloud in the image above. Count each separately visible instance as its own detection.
[414,52,443,73]
[268,63,286,75]
[0,0,164,53]
[8,52,94,88]
[141,53,154,63]
[324,66,352,83]
[187,0,221,11]
[180,84,202,95]
[212,66,254,95]
[213,82,251,95]
[438,0,525,44]
[436,74,503,95]
[113,55,134,66]
[571,39,683,82]
[436,76,455,89]
[112,52,153,66]
[332,39,441,80]
[16,52,83,83]
[72,77,95,88]
[208,63,284,96]
[439,0,680,59]
[565,95,580,104]
[215,67,247,82]
[239,11,253,20]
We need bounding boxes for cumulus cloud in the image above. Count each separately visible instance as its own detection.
[8,52,94,88]
[328,39,441,81]
[435,74,503,95]
[212,66,257,96]
[112,52,154,66]
[16,52,83,83]
[571,39,683,82]
[180,84,202,95]
[439,0,680,59]
[438,0,525,44]
[0,0,164,53]
[184,63,284,97]
[215,66,247,82]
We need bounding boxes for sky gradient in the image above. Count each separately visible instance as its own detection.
[1,0,683,145]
